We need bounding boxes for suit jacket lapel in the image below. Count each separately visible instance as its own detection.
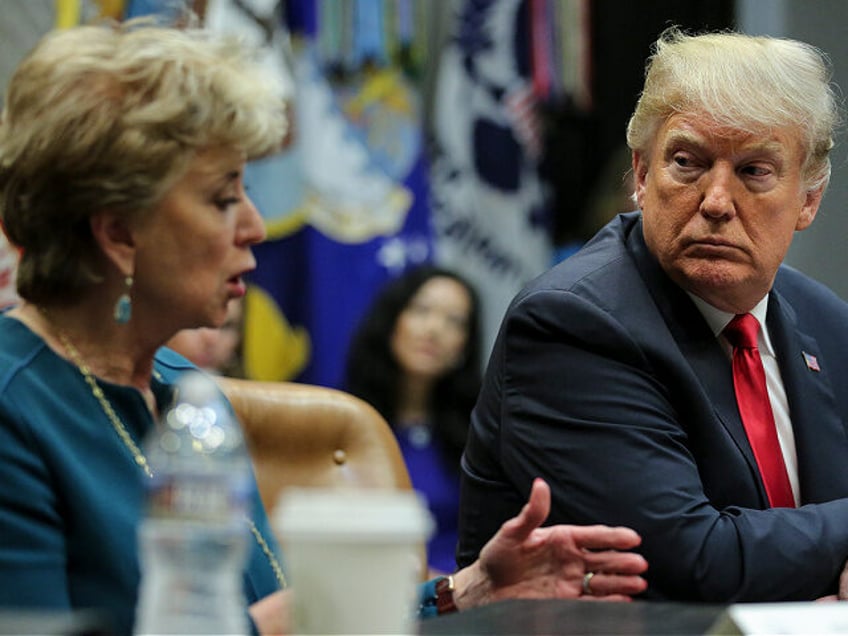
[626,217,767,503]
[624,213,848,506]
[767,291,848,503]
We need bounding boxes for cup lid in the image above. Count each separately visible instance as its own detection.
[274,488,434,542]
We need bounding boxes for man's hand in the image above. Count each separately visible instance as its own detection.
[452,478,648,610]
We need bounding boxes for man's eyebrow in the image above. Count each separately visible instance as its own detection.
[746,140,786,157]
[663,130,786,158]
[663,130,703,148]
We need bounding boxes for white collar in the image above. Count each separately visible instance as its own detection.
[687,293,775,357]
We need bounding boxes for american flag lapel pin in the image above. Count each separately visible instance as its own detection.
[802,351,821,372]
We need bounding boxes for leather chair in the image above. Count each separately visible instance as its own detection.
[216,377,413,518]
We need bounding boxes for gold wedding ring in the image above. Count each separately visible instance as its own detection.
[582,571,595,595]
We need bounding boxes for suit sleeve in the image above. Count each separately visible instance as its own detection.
[459,287,848,602]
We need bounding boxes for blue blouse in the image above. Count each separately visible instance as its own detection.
[396,423,461,574]
[0,315,281,634]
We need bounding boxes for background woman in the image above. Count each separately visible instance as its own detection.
[344,265,481,574]
[167,296,245,377]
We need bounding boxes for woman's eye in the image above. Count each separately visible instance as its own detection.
[215,197,241,210]
[447,315,468,331]
[409,302,429,316]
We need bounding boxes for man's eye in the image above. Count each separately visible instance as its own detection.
[742,165,771,177]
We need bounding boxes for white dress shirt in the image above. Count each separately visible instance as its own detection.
[688,294,800,506]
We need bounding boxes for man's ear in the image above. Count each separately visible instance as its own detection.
[632,151,648,209]
[89,211,135,277]
[796,184,824,232]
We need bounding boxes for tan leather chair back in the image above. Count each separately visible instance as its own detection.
[216,377,413,517]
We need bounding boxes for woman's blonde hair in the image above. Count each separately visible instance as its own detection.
[626,27,841,193]
[0,21,288,303]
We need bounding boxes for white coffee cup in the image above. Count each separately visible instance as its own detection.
[274,488,434,635]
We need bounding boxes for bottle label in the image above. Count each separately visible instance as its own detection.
[148,473,250,523]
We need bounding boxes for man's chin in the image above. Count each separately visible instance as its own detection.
[679,269,768,313]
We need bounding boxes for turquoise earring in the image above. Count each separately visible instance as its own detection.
[114,275,133,324]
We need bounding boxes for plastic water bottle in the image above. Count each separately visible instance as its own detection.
[134,371,252,635]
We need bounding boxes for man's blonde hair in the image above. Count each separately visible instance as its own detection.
[627,27,840,193]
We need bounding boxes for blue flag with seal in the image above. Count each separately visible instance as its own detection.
[430,0,557,357]
[124,0,434,388]
[246,40,432,387]
[241,0,433,388]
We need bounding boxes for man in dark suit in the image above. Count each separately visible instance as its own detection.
[457,27,848,602]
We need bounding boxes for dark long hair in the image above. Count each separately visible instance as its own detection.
[343,265,482,470]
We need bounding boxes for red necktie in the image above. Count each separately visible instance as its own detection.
[724,314,795,508]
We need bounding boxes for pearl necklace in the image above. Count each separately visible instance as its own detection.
[55,329,287,590]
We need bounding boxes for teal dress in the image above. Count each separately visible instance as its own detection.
[0,315,281,634]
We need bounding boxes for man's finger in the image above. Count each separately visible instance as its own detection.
[584,551,649,575]
[499,478,550,541]
[569,525,643,550]
[582,572,648,597]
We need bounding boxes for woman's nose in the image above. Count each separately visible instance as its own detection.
[237,195,267,246]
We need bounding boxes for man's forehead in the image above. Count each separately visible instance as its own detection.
[659,115,797,157]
